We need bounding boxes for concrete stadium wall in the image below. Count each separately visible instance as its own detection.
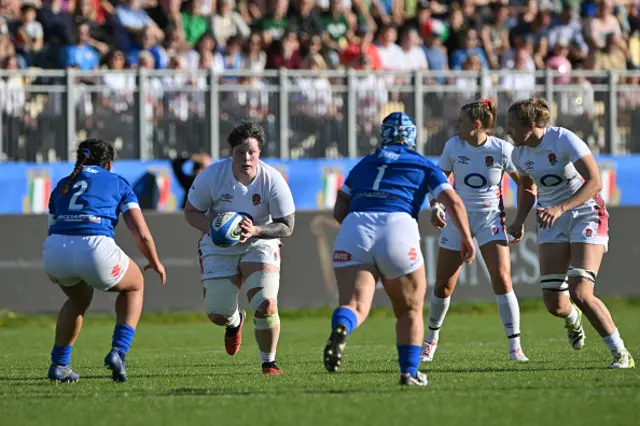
[1,209,639,313]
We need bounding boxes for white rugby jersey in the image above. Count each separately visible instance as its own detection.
[188,158,295,254]
[438,136,517,212]
[511,127,592,208]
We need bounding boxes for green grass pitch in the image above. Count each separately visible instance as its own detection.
[0,301,638,426]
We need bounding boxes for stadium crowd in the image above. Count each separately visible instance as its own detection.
[1,0,640,160]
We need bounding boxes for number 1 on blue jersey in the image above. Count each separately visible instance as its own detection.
[373,165,388,190]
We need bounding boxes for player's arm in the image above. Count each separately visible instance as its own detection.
[333,190,351,224]
[560,154,602,212]
[244,171,296,240]
[184,168,213,234]
[254,213,295,239]
[507,171,536,243]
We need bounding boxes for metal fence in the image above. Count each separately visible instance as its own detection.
[1,68,640,161]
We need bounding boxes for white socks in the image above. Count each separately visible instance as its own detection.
[426,295,451,342]
[603,328,626,353]
[496,291,522,351]
[226,310,241,328]
[260,351,276,363]
[565,304,579,325]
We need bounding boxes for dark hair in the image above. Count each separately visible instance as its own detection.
[461,98,498,134]
[60,139,115,195]
[227,122,266,150]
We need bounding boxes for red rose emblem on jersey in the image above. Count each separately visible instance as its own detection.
[252,193,262,206]
[585,228,593,237]
[548,153,558,165]
[485,156,494,168]
[492,226,499,235]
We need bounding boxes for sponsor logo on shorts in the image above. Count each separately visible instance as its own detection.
[485,156,494,168]
[585,228,594,238]
[408,247,418,262]
[252,193,262,206]
[333,250,352,262]
[548,153,558,166]
[458,156,470,165]
[111,265,122,279]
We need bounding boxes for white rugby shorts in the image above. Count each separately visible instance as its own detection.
[198,235,282,280]
[42,234,129,291]
[536,200,609,252]
[439,210,506,251]
[332,212,424,279]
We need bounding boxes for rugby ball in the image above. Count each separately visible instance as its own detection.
[210,212,244,247]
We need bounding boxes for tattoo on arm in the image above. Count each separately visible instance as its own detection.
[255,213,295,239]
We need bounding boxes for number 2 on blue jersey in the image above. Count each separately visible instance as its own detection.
[69,180,88,210]
[373,165,388,190]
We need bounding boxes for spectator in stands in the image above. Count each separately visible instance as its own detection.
[451,28,489,70]
[72,0,110,56]
[322,0,352,66]
[38,0,74,49]
[585,0,624,50]
[212,0,251,49]
[145,0,182,34]
[102,50,135,113]
[423,31,447,83]
[444,7,467,56]
[480,3,511,69]
[266,29,302,69]
[243,31,267,72]
[340,20,381,69]
[125,25,168,69]
[182,0,210,46]
[399,27,428,71]
[548,3,588,64]
[115,0,164,52]
[502,34,535,72]
[0,54,25,116]
[162,25,186,58]
[547,41,572,84]
[376,24,403,71]
[288,0,323,44]
[500,47,536,102]
[258,0,289,47]
[15,3,44,64]
[454,54,485,105]
[186,31,223,71]
[59,20,99,69]
[585,32,628,72]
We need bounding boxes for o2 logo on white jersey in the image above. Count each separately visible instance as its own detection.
[539,174,565,187]
[464,173,488,189]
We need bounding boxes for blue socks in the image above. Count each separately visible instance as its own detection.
[397,345,421,377]
[331,307,358,335]
[51,345,73,366]
[112,324,136,358]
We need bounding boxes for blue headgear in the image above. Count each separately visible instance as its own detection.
[380,112,417,149]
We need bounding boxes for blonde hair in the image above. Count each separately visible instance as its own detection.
[508,98,551,128]
[461,98,498,135]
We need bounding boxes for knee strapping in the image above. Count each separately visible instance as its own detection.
[567,267,597,284]
[254,313,280,330]
[541,274,569,296]
[245,271,280,313]
[203,278,239,318]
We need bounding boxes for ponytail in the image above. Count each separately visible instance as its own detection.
[60,148,92,195]
[461,98,497,134]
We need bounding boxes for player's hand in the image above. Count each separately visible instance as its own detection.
[239,216,257,243]
[144,262,167,285]
[507,222,525,244]
[536,205,564,229]
[430,208,447,229]
[460,237,476,264]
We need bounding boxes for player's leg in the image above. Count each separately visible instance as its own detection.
[479,238,527,361]
[199,245,245,355]
[240,259,282,375]
[567,243,634,368]
[422,218,463,362]
[377,213,428,385]
[539,242,586,350]
[103,258,144,382]
[324,264,379,372]
[382,266,428,386]
[48,282,94,382]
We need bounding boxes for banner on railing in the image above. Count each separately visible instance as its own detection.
[1,155,637,214]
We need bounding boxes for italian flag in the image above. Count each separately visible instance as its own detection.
[155,173,171,212]
[320,171,343,210]
[27,172,51,214]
